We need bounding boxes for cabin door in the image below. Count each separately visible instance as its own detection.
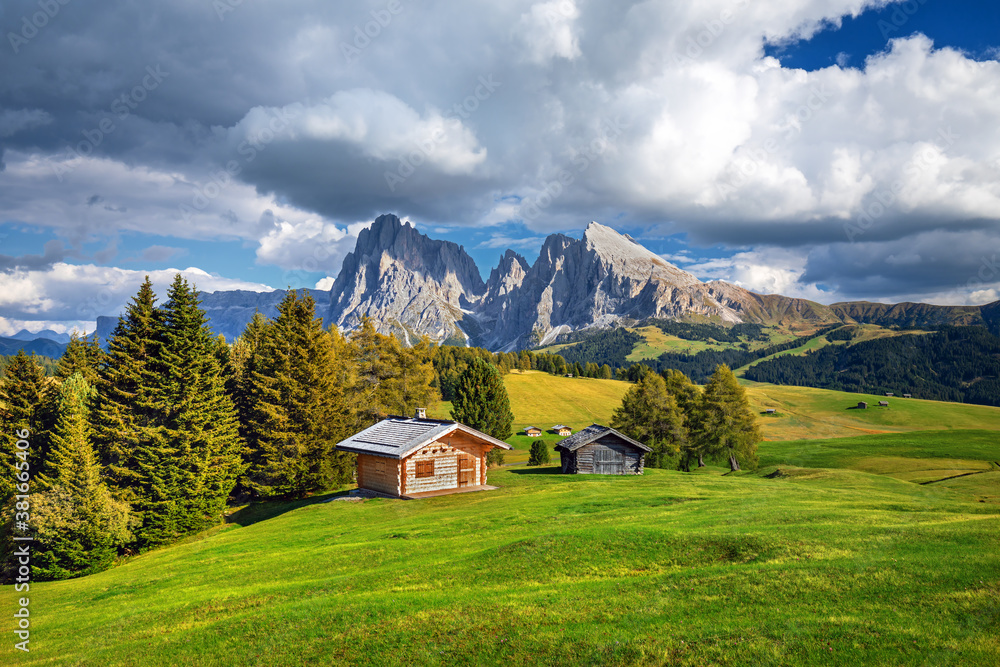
[458,453,475,487]
[593,445,624,475]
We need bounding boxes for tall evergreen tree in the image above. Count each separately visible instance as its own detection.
[0,351,49,501]
[450,358,513,465]
[243,291,352,497]
[156,275,246,534]
[91,277,165,500]
[611,373,687,468]
[661,369,703,469]
[32,374,131,579]
[57,333,104,384]
[695,364,761,471]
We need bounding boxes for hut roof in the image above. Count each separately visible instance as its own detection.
[554,424,652,453]
[552,424,570,430]
[334,415,511,459]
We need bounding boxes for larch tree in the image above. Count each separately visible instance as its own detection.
[661,369,704,470]
[695,364,762,471]
[610,373,687,469]
[32,374,131,580]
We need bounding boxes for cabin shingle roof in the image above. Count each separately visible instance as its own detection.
[334,416,511,459]
[555,424,652,453]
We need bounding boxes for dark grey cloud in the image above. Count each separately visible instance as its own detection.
[0,0,998,311]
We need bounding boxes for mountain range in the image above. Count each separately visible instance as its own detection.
[7,213,1000,356]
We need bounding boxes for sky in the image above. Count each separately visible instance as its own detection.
[1,0,1000,336]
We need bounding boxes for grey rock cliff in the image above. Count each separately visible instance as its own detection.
[326,214,486,345]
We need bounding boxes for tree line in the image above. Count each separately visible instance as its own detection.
[610,364,761,473]
[744,325,1000,406]
[0,276,443,582]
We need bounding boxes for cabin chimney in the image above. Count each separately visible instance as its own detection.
[415,407,427,420]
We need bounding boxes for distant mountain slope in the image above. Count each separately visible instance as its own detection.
[0,336,67,357]
[744,326,1000,407]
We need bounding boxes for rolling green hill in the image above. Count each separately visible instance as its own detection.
[5,373,999,666]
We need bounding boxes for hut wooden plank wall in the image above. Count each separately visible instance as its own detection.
[335,411,511,498]
[555,424,651,475]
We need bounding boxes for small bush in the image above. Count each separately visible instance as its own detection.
[528,440,552,466]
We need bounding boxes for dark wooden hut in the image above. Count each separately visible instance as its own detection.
[555,424,651,475]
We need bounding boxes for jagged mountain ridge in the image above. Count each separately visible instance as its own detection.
[45,213,999,354]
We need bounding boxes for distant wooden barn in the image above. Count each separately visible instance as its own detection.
[524,426,543,437]
[333,410,511,499]
[552,424,572,436]
[903,393,912,398]
[555,424,651,475]
[885,392,894,397]
[857,401,868,409]
[765,408,777,414]
[878,400,889,407]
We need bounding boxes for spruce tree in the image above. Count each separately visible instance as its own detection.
[450,358,514,465]
[243,291,352,497]
[32,374,131,580]
[695,364,762,471]
[91,277,164,499]
[57,332,104,384]
[156,275,245,534]
[0,351,49,502]
[611,373,687,468]
[528,439,551,466]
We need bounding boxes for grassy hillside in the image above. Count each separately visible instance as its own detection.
[4,372,1000,665]
[5,456,998,666]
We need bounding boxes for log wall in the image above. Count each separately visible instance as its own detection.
[356,454,402,495]
[401,433,491,495]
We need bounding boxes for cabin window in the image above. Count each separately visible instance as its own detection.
[416,460,435,478]
[374,458,386,474]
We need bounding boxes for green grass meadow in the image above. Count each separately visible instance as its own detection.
[3,375,1000,665]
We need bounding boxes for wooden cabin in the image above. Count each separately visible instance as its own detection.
[552,424,572,436]
[555,424,651,475]
[903,393,912,398]
[524,426,543,437]
[878,400,889,407]
[885,392,894,397]
[857,401,868,409]
[333,410,511,499]
[765,408,776,414]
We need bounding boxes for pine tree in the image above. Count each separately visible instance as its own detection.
[57,332,104,384]
[695,364,761,471]
[32,374,131,580]
[156,275,246,534]
[91,277,165,499]
[450,358,514,465]
[243,292,352,497]
[528,439,551,466]
[0,351,49,503]
[662,369,703,470]
[611,373,687,468]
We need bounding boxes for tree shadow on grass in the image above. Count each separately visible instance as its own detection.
[509,466,564,475]
[225,489,350,527]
